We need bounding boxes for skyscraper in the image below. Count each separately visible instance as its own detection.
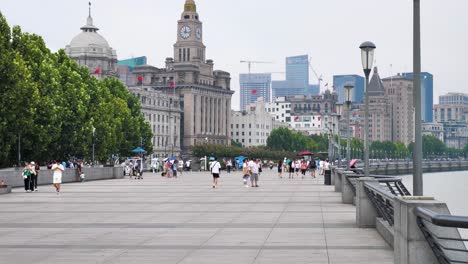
[239,73,271,111]
[333,75,365,103]
[402,72,433,122]
[272,55,319,98]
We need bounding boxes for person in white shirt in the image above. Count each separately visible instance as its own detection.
[51,160,65,194]
[250,159,260,187]
[210,157,221,188]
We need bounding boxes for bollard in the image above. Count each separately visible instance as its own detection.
[341,172,354,204]
[335,169,343,192]
[356,177,378,228]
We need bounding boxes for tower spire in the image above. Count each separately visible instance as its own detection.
[89,2,92,17]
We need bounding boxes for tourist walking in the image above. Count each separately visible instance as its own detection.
[29,162,37,192]
[242,158,250,187]
[309,159,317,178]
[210,157,221,188]
[32,161,40,191]
[51,160,64,194]
[22,162,33,192]
[277,159,283,178]
[288,158,294,179]
[226,159,232,173]
[300,160,307,179]
[250,159,260,187]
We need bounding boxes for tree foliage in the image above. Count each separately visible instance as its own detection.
[0,13,152,167]
[266,127,321,152]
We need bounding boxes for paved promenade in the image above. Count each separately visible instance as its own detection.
[0,169,393,264]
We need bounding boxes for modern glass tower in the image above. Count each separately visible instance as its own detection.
[333,75,365,103]
[402,72,433,122]
[272,55,319,98]
[239,73,271,111]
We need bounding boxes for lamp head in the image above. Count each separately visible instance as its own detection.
[359,41,376,73]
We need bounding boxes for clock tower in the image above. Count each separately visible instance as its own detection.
[174,0,206,63]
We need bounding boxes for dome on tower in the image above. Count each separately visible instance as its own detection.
[65,3,118,78]
[184,0,197,12]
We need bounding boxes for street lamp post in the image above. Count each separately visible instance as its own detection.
[92,126,96,166]
[413,0,423,196]
[359,41,376,178]
[344,85,353,170]
[336,104,344,167]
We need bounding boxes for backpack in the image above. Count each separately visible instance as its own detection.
[301,163,307,170]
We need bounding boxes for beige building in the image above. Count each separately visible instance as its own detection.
[129,87,181,158]
[382,73,415,145]
[434,93,468,123]
[231,98,287,147]
[65,4,118,78]
[422,122,444,142]
[128,0,234,155]
[356,67,392,143]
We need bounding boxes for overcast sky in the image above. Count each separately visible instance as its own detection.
[2,0,467,110]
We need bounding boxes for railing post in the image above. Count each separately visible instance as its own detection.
[356,177,378,228]
[330,166,336,186]
[341,172,354,204]
[335,169,343,192]
[393,197,447,264]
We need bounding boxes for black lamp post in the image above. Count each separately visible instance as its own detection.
[344,85,353,169]
[359,41,376,178]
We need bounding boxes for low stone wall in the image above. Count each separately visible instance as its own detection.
[0,167,125,188]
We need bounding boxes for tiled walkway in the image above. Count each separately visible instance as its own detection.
[0,169,393,263]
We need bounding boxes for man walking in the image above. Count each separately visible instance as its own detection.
[250,159,260,187]
[210,157,221,188]
[51,160,64,194]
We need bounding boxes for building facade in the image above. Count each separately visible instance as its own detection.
[65,5,118,78]
[128,0,233,155]
[402,72,433,122]
[422,122,444,142]
[272,55,320,98]
[239,73,271,111]
[265,97,292,124]
[333,75,365,103]
[382,73,415,145]
[434,93,468,123]
[129,87,182,158]
[231,98,286,147]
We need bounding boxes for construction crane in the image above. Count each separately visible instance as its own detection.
[240,60,274,74]
[308,56,324,91]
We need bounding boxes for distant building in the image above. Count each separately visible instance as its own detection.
[434,92,468,149]
[272,55,320,98]
[118,57,147,70]
[128,87,181,158]
[402,72,433,122]
[422,122,444,142]
[265,91,338,135]
[117,57,147,86]
[128,0,234,155]
[239,73,271,111]
[65,4,118,79]
[382,72,415,145]
[333,75,365,103]
[231,98,286,147]
[265,97,292,124]
[434,92,468,123]
[355,67,392,143]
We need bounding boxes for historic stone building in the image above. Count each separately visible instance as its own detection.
[129,85,182,158]
[65,4,118,78]
[129,0,233,155]
[382,74,415,145]
[231,98,287,147]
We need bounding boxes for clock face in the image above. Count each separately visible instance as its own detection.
[196,27,202,39]
[180,26,191,39]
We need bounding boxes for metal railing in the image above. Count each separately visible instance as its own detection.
[364,181,398,226]
[415,207,468,264]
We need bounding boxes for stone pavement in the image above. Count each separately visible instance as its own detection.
[0,168,393,264]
